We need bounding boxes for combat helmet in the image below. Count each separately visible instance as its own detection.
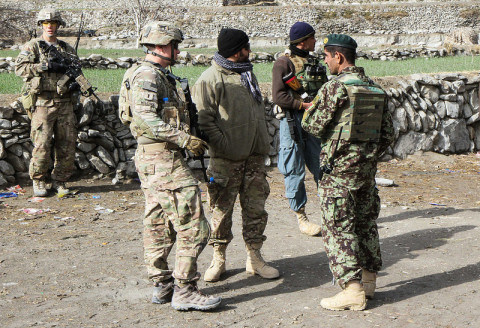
[138,21,183,46]
[37,8,66,27]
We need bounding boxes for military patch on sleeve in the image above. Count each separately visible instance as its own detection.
[142,81,158,93]
[19,50,31,56]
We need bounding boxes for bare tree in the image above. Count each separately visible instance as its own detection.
[123,0,152,48]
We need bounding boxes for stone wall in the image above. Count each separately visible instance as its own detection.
[2,2,480,43]
[1,72,480,187]
[3,44,480,73]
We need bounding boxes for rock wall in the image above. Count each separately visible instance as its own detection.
[3,44,480,73]
[1,72,480,187]
[2,2,480,42]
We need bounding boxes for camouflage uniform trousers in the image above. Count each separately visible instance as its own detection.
[319,179,382,288]
[135,145,210,285]
[206,155,270,246]
[29,100,76,181]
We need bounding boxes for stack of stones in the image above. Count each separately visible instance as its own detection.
[3,46,478,73]
[381,73,480,159]
[1,73,480,187]
[0,104,31,186]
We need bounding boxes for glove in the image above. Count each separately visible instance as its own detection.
[186,136,208,156]
[273,104,285,119]
[48,60,67,73]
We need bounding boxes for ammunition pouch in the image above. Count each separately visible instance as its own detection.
[21,91,36,119]
[56,74,70,95]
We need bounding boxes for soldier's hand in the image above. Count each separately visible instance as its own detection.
[48,60,67,73]
[186,136,208,156]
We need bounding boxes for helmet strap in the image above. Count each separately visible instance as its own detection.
[143,46,175,65]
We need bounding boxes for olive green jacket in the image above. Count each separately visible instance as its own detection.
[192,61,270,161]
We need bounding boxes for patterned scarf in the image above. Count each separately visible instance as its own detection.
[213,52,263,103]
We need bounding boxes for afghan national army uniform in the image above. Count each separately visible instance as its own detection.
[118,22,222,312]
[272,22,328,236]
[15,9,77,193]
[302,64,394,303]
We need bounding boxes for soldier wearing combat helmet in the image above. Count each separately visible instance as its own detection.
[15,7,77,197]
[118,21,221,311]
[302,34,394,311]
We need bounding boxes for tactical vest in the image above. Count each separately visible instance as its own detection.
[119,61,188,134]
[286,52,328,98]
[36,40,71,93]
[324,73,385,142]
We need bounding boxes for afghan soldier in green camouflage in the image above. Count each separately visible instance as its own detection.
[118,21,221,311]
[15,8,77,197]
[302,34,394,311]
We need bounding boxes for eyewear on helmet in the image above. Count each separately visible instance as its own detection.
[42,21,58,26]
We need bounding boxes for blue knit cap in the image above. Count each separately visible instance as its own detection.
[289,22,315,44]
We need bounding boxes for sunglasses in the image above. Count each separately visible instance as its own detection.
[244,43,251,51]
[42,21,58,26]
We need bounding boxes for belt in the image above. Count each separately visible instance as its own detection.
[138,142,180,152]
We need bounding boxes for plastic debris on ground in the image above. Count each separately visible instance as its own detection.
[54,216,75,221]
[94,205,114,214]
[430,203,447,206]
[375,177,396,187]
[92,195,101,199]
[7,185,26,195]
[0,192,17,199]
[28,197,45,203]
[21,208,48,215]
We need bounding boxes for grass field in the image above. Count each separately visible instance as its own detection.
[2,55,480,94]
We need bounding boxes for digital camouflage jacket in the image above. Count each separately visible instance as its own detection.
[302,66,394,194]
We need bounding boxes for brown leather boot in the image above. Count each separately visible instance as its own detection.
[320,280,366,311]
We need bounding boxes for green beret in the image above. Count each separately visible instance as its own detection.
[323,34,357,50]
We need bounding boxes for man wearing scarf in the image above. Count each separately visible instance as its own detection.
[192,28,279,283]
[272,22,328,236]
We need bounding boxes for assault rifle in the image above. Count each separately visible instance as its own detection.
[74,12,85,55]
[161,67,209,182]
[40,42,103,105]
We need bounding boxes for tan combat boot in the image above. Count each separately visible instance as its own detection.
[245,243,280,279]
[32,179,47,197]
[295,207,321,236]
[204,244,227,282]
[320,280,366,311]
[362,269,376,299]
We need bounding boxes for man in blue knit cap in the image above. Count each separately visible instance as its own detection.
[272,22,328,236]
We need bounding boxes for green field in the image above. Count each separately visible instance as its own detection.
[2,55,480,94]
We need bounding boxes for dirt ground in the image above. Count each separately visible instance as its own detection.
[0,150,479,328]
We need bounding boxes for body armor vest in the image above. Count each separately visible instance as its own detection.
[119,61,188,134]
[287,53,327,98]
[324,73,385,142]
[37,40,71,93]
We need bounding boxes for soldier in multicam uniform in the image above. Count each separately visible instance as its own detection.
[118,21,221,311]
[192,28,279,283]
[15,8,78,197]
[272,22,328,236]
[301,34,394,311]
